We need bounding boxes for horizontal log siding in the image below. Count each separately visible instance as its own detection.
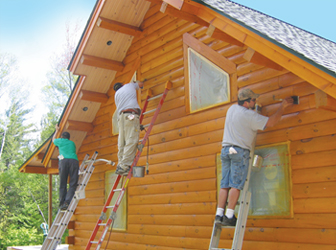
[73,5,336,250]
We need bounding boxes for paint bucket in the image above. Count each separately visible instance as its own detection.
[252,155,263,169]
[132,166,145,178]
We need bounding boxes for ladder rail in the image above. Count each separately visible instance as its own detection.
[139,94,151,124]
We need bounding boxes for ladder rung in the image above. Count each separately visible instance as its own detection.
[113,188,122,192]
[143,108,156,115]
[220,225,235,229]
[106,205,115,209]
[148,93,163,101]
[143,124,150,128]
[98,223,107,226]
[211,248,231,250]
[90,241,99,244]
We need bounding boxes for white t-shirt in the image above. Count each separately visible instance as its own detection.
[115,82,141,114]
[222,104,269,150]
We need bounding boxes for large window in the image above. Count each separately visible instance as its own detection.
[105,171,127,230]
[183,33,237,114]
[216,143,293,218]
[188,48,230,113]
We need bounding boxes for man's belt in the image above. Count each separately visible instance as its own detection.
[121,109,140,115]
[222,145,240,148]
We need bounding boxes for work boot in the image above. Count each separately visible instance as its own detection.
[214,215,223,224]
[222,215,237,226]
[60,202,69,211]
[115,165,130,176]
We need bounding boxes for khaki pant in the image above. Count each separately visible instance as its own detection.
[117,113,140,169]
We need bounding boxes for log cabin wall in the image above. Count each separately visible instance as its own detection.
[70,3,336,250]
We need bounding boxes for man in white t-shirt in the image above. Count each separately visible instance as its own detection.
[215,88,293,226]
[113,81,144,176]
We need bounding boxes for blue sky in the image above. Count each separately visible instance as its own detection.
[0,0,335,126]
[0,0,95,125]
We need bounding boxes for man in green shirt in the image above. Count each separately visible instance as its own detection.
[53,125,79,210]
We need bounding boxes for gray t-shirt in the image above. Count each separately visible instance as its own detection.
[115,82,141,114]
[222,104,269,150]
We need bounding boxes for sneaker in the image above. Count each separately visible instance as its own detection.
[60,202,69,211]
[115,165,130,176]
[222,215,237,226]
[214,215,223,224]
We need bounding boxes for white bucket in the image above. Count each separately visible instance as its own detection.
[132,166,145,178]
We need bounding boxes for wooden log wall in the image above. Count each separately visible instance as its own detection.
[71,3,336,250]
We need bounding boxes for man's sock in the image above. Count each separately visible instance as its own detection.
[216,207,224,217]
[225,208,234,219]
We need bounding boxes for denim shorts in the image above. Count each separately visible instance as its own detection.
[220,146,250,190]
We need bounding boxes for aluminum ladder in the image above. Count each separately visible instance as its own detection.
[85,81,172,250]
[41,152,115,250]
[209,139,258,250]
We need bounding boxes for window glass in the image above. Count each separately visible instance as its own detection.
[249,143,292,217]
[105,171,127,230]
[188,48,230,113]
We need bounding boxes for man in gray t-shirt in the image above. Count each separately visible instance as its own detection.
[113,81,144,176]
[215,88,293,226]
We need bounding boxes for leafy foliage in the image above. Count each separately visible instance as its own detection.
[0,21,83,249]
[0,98,36,171]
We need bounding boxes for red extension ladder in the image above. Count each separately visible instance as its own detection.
[85,81,172,250]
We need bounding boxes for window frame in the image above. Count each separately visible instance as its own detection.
[183,33,237,114]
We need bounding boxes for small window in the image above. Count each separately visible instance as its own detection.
[112,110,119,135]
[249,143,292,217]
[216,143,292,218]
[105,171,127,230]
[188,48,230,113]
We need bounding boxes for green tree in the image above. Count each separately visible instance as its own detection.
[0,98,36,170]
[0,93,48,249]
[0,166,50,249]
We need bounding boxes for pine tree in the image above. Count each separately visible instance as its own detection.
[0,95,46,249]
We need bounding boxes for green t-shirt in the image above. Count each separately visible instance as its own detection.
[53,138,78,161]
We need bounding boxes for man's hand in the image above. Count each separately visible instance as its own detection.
[281,97,294,109]
[266,96,294,128]
[53,124,60,142]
